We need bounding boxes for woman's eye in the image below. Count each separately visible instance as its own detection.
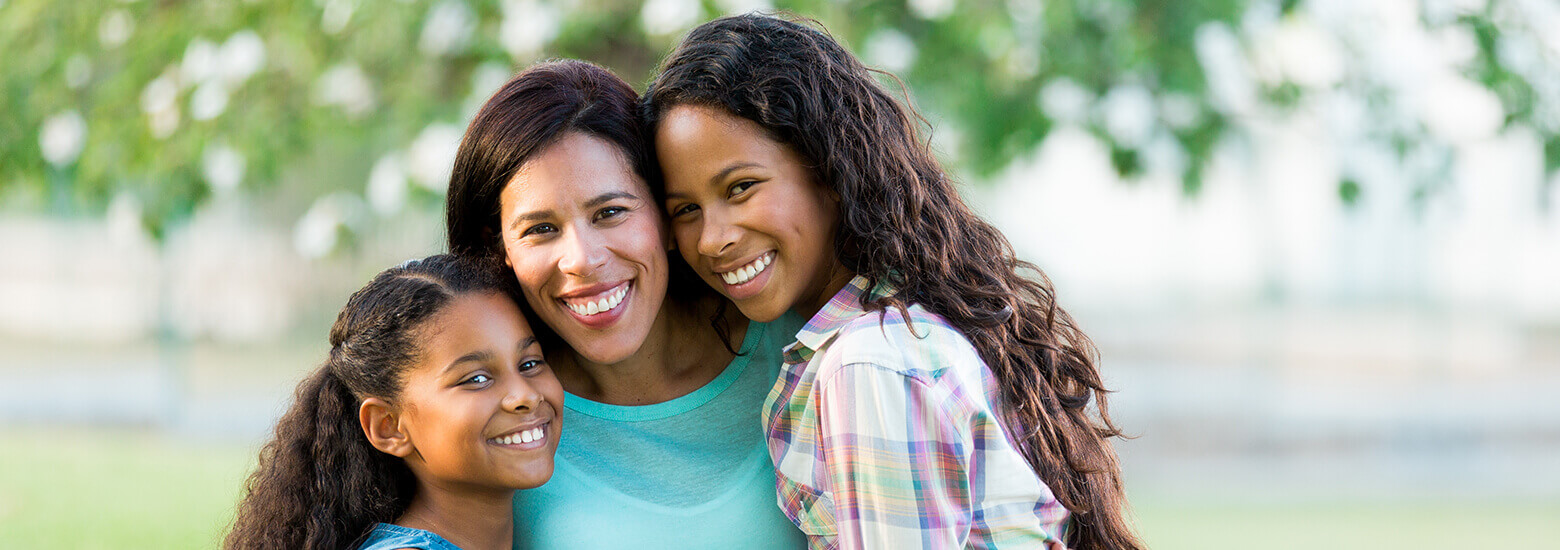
[521,223,557,238]
[594,206,627,221]
[518,359,544,373]
[462,374,492,385]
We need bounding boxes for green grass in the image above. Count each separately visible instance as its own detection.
[0,428,256,549]
[2,428,1557,549]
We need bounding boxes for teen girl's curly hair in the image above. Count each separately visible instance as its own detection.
[225,254,519,550]
[643,14,1143,549]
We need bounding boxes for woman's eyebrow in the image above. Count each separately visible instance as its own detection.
[508,209,552,230]
[583,191,639,208]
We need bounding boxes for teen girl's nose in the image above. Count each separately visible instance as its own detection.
[695,205,740,258]
[500,376,543,413]
[555,224,609,277]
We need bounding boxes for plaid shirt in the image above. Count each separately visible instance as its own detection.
[765,276,1069,549]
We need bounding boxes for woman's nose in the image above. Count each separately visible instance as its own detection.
[557,225,609,276]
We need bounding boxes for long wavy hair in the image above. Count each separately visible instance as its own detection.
[225,254,520,550]
[643,14,1142,549]
[445,59,732,351]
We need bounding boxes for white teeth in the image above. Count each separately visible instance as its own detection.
[520,431,534,443]
[720,253,773,285]
[566,286,628,316]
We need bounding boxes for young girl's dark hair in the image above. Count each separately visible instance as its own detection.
[225,254,520,550]
[643,14,1143,549]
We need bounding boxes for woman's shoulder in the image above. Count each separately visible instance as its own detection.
[355,523,463,550]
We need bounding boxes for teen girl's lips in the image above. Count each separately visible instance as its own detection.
[714,251,775,300]
[557,281,631,329]
[487,422,551,451]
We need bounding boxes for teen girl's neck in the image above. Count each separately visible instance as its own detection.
[550,291,746,406]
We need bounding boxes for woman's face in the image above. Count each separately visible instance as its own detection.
[394,291,563,491]
[498,132,669,365]
[655,105,847,322]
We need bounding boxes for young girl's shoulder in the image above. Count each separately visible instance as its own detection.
[355,523,464,550]
[821,303,985,383]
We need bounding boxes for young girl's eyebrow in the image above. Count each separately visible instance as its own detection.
[710,162,761,185]
[443,350,494,374]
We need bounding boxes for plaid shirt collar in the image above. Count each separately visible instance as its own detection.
[781,275,896,365]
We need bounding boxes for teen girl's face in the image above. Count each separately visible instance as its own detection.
[498,132,670,365]
[395,292,564,491]
[656,105,850,322]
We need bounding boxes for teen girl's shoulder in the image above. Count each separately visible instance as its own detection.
[821,303,985,382]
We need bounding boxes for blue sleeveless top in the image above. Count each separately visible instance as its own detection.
[513,315,808,549]
[356,523,462,550]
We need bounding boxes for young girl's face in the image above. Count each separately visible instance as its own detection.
[656,105,849,322]
[497,132,670,365]
[393,291,564,491]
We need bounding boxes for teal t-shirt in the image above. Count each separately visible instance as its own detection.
[513,314,808,549]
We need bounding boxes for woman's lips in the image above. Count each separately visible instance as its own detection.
[557,281,631,329]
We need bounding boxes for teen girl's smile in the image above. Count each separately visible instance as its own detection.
[656,105,851,322]
[498,132,670,364]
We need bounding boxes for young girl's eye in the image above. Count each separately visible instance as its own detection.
[518,359,545,373]
[594,206,628,222]
[462,373,493,385]
[521,223,557,238]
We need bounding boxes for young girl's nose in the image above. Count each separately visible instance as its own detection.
[500,378,543,412]
[696,207,740,257]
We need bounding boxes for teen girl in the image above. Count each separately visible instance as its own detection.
[225,254,564,550]
[445,60,807,548]
[643,15,1144,549]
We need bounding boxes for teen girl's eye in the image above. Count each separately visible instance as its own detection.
[727,180,758,198]
[667,202,699,219]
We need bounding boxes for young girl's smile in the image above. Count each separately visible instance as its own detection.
[498,132,670,365]
[382,291,564,491]
[656,105,851,322]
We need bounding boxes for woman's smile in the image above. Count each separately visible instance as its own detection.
[557,281,632,328]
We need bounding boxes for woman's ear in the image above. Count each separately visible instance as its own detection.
[360,397,414,458]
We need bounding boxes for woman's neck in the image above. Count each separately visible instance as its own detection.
[554,295,747,406]
[395,483,514,550]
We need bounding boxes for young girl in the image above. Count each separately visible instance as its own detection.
[225,254,564,550]
[644,14,1143,550]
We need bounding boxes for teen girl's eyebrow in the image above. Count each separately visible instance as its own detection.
[664,162,764,201]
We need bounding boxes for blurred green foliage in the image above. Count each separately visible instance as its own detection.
[1,0,1556,240]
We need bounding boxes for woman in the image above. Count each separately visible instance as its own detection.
[445,60,807,549]
[643,14,1142,549]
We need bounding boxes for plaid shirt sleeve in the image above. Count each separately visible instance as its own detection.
[810,359,1063,549]
[769,276,1067,549]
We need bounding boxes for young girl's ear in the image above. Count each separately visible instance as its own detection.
[360,397,415,458]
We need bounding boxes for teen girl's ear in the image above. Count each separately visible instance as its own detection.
[359,397,415,458]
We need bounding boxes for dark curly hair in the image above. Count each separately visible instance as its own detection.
[225,254,522,550]
[643,14,1142,549]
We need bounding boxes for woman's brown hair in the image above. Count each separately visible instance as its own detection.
[643,14,1143,549]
